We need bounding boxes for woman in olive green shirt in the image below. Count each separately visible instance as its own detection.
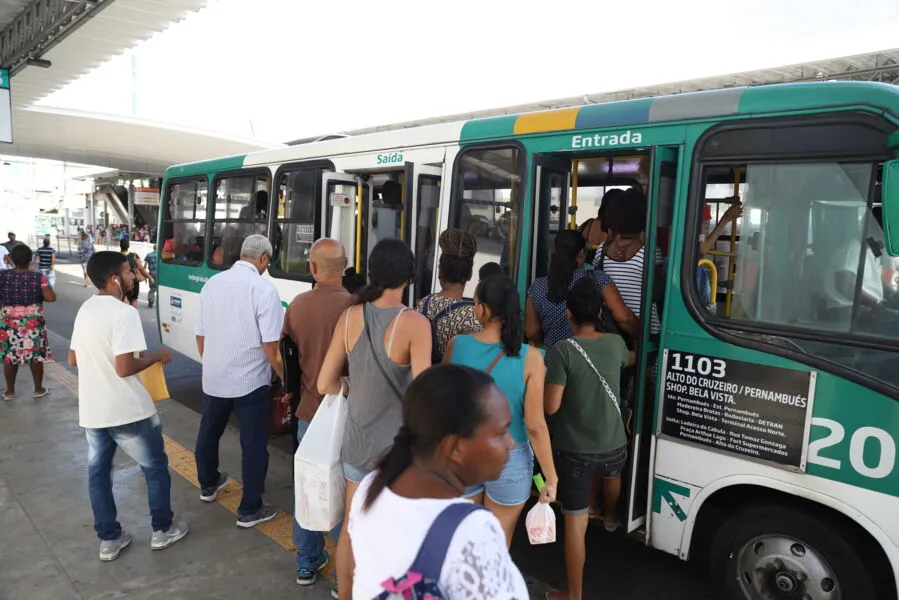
[544,276,634,600]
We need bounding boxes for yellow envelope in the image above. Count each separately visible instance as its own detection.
[140,362,171,402]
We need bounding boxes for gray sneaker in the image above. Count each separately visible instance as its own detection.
[151,521,190,550]
[200,472,229,502]
[99,530,132,562]
[236,505,277,528]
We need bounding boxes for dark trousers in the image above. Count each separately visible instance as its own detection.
[195,385,270,515]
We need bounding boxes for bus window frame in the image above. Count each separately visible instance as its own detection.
[681,113,899,400]
[450,141,528,289]
[208,168,273,272]
[161,175,210,268]
[269,160,334,283]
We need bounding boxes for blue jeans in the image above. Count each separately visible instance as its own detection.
[293,420,341,570]
[86,413,173,541]
[195,385,270,516]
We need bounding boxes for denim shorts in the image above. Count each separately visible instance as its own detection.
[342,461,370,484]
[556,445,628,516]
[463,440,534,507]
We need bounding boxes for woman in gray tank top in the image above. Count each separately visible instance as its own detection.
[318,239,433,595]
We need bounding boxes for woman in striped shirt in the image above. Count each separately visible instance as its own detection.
[592,188,663,335]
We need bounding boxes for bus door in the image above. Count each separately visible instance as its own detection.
[322,172,367,274]
[531,155,571,282]
[625,145,678,534]
[405,163,443,304]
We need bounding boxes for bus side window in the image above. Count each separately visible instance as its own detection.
[162,178,207,266]
[211,172,270,269]
[450,146,524,297]
[270,166,323,279]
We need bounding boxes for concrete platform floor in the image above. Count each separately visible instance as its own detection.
[0,351,553,600]
[0,359,339,600]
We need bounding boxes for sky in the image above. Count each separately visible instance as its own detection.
[34,0,899,143]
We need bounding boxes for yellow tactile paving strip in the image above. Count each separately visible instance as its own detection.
[44,361,337,580]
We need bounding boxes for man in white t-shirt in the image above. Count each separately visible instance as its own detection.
[68,251,188,562]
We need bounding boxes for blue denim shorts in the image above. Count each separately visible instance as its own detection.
[342,461,370,484]
[463,440,534,506]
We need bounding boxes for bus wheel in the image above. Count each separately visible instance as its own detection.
[709,505,878,600]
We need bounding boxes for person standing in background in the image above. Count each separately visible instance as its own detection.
[144,244,158,308]
[194,235,284,529]
[281,238,350,597]
[78,231,95,287]
[3,232,21,253]
[0,244,55,400]
[34,237,56,288]
[0,243,10,271]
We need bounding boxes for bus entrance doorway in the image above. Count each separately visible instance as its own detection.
[530,149,676,537]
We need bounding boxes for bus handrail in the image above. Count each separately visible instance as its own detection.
[698,258,718,311]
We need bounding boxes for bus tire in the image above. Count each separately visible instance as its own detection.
[708,504,879,600]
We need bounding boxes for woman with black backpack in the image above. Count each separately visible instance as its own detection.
[415,228,482,363]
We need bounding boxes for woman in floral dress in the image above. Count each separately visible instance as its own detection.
[0,244,56,400]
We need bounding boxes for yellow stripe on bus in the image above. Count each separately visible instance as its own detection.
[513,107,579,135]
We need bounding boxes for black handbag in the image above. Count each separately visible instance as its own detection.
[279,335,301,396]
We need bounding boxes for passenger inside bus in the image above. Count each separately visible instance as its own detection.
[578,188,623,263]
[525,230,637,361]
[369,179,403,249]
[592,189,663,337]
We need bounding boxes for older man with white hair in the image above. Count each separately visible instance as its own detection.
[194,234,284,528]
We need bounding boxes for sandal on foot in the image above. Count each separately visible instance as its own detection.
[32,389,49,399]
[3,392,14,400]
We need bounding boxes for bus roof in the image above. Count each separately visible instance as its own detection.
[165,81,899,177]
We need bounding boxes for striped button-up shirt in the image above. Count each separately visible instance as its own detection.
[195,260,284,398]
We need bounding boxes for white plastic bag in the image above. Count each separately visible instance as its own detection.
[294,383,347,531]
[525,502,556,545]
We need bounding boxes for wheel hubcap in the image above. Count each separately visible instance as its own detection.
[735,535,840,600]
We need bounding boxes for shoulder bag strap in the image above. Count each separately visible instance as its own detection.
[566,339,620,415]
[408,503,486,581]
[362,304,405,402]
[484,349,505,375]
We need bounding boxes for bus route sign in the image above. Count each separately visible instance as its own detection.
[1,68,11,144]
[659,350,816,470]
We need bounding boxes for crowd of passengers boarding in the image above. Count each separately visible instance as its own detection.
[63,182,743,600]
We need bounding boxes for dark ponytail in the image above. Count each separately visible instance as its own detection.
[354,239,415,305]
[474,274,522,358]
[364,426,414,510]
[365,365,494,510]
[547,230,585,302]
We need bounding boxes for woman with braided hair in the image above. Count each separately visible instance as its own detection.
[415,228,483,362]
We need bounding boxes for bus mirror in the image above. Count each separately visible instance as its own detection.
[883,159,899,257]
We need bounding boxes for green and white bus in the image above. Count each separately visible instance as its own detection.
[158,81,899,599]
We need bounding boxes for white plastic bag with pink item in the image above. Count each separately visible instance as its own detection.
[525,502,556,545]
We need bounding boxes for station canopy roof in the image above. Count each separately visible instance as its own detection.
[1,0,281,176]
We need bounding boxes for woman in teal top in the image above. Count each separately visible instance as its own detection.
[444,274,557,548]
